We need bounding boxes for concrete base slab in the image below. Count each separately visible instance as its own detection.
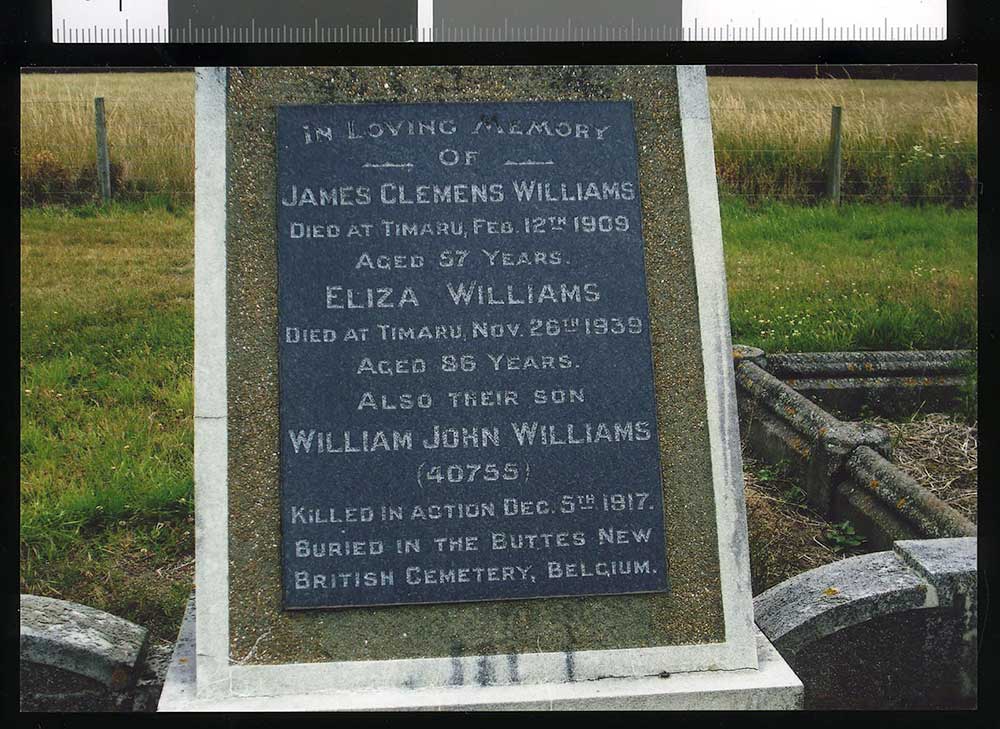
[158,598,802,711]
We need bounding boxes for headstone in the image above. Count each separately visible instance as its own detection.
[163,65,802,710]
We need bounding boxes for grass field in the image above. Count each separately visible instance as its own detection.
[18,199,977,639]
[20,203,195,641]
[710,76,977,206]
[20,72,195,206]
[20,71,977,206]
[724,200,977,351]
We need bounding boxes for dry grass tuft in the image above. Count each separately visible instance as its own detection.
[871,413,978,523]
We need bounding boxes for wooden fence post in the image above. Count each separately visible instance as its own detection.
[826,105,843,206]
[94,97,111,204]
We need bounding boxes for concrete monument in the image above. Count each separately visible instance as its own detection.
[159,65,801,710]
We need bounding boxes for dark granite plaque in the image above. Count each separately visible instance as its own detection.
[277,101,668,609]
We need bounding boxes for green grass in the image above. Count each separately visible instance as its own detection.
[724,200,977,352]
[18,200,976,639]
[20,203,194,640]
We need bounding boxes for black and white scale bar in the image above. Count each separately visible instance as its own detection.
[52,0,421,43]
[52,0,948,42]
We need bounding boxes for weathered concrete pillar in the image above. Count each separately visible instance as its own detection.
[733,344,767,370]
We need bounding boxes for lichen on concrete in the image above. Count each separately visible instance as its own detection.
[753,539,977,709]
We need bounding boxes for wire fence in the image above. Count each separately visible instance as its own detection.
[712,142,977,207]
[20,98,979,208]
[21,92,195,206]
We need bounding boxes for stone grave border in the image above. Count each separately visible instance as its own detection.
[189,65,760,703]
[754,348,974,420]
[754,537,977,709]
[732,347,976,551]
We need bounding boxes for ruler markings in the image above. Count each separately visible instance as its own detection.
[50,3,946,42]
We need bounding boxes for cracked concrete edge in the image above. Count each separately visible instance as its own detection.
[194,66,228,421]
[735,360,844,440]
[894,537,977,606]
[194,66,232,700]
[764,349,975,379]
[736,361,892,457]
[733,346,972,420]
[158,595,197,710]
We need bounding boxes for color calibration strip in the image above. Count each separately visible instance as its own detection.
[51,0,948,43]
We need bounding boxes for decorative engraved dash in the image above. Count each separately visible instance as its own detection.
[503,160,555,166]
[363,162,414,169]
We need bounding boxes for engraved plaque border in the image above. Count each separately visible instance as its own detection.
[274,99,670,610]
